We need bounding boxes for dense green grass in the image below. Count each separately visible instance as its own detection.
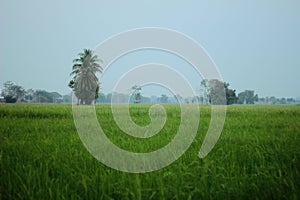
[0,104,300,199]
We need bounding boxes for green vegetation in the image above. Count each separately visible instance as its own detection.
[68,49,103,105]
[1,104,300,199]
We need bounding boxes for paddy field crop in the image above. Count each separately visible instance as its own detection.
[0,104,299,199]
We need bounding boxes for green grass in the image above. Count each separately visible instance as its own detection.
[0,104,300,199]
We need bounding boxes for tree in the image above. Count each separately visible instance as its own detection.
[112,92,128,103]
[205,79,237,105]
[287,98,295,104]
[269,96,276,104]
[207,79,225,105]
[131,85,142,104]
[97,93,107,103]
[33,90,59,103]
[224,83,238,105]
[62,94,72,103]
[25,89,35,102]
[238,90,258,104]
[279,97,286,104]
[1,81,25,103]
[174,94,184,104]
[159,94,168,103]
[106,93,112,103]
[69,49,103,105]
[200,79,209,104]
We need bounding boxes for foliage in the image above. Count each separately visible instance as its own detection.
[238,90,258,104]
[0,104,300,199]
[3,95,17,103]
[224,83,238,105]
[131,85,142,103]
[201,79,237,105]
[69,49,103,105]
[200,80,209,104]
[34,90,62,103]
[97,93,107,103]
[0,82,65,103]
[1,81,25,102]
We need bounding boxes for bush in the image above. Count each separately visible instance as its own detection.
[5,95,17,103]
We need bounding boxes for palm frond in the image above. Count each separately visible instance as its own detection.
[70,49,103,104]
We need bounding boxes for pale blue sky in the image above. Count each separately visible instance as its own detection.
[1,0,299,97]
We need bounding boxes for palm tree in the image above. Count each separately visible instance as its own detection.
[69,49,103,105]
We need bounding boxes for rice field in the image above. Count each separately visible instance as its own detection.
[0,104,300,199]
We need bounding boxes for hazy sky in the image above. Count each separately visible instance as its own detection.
[1,0,299,97]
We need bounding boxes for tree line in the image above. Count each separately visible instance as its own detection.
[0,80,297,105]
[1,49,298,105]
[67,49,241,105]
[0,81,66,103]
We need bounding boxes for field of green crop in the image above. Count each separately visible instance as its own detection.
[0,104,300,199]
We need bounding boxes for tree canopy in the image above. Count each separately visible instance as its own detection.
[68,49,103,105]
[1,81,25,103]
[201,79,238,105]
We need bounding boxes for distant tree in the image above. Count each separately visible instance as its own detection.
[207,79,226,105]
[132,85,142,104]
[150,96,158,104]
[204,79,237,105]
[141,96,151,104]
[191,96,197,104]
[238,90,258,104]
[25,89,35,102]
[34,90,50,103]
[207,80,226,105]
[174,94,184,104]
[254,94,258,103]
[199,96,204,104]
[31,90,61,103]
[159,94,169,104]
[286,98,295,104]
[200,79,209,104]
[106,93,112,103]
[258,97,266,104]
[1,81,25,103]
[33,90,57,103]
[225,84,238,105]
[69,49,103,105]
[184,97,190,104]
[62,94,72,103]
[268,96,277,104]
[2,81,15,96]
[112,92,128,103]
[0,96,5,103]
[279,97,286,104]
[4,95,17,103]
[97,93,107,103]
[207,79,225,105]
[50,92,63,103]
